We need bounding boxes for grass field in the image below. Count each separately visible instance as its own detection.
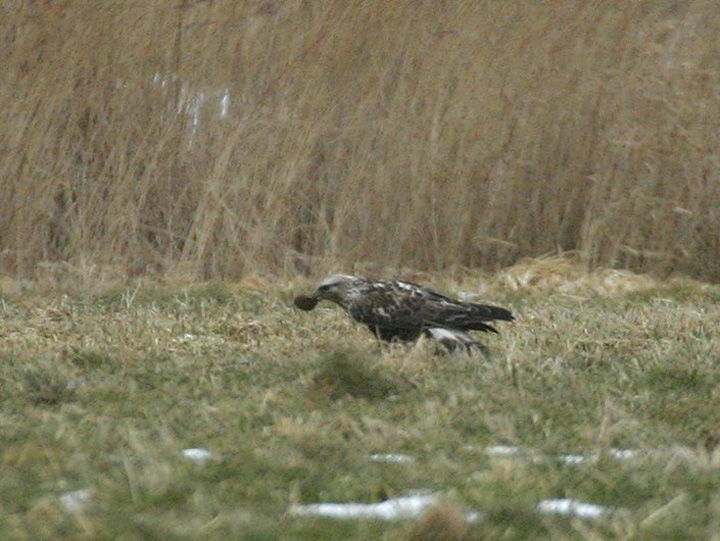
[2,262,720,539]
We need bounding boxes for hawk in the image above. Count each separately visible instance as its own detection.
[294,274,514,352]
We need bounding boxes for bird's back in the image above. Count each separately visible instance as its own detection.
[344,278,513,339]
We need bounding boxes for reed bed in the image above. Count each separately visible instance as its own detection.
[2,1,719,281]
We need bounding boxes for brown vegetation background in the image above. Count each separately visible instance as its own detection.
[2,1,719,281]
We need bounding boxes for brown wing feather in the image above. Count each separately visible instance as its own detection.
[347,288,424,330]
[344,279,513,341]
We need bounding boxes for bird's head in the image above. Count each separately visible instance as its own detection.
[312,274,357,304]
[294,274,357,311]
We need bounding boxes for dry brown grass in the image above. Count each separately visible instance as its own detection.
[2,1,720,280]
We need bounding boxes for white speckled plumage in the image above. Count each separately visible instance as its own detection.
[299,275,514,352]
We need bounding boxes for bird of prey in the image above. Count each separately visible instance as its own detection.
[294,274,514,352]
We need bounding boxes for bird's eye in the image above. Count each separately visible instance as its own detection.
[318,284,330,292]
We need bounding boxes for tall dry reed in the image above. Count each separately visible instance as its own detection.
[2,1,719,281]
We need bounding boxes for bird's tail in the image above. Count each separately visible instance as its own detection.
[468,302,514,322]
[429,302,514,333]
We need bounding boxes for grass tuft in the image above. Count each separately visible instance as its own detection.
[21,362,74,406]
[68,349,116,370]
[309,349,405,401]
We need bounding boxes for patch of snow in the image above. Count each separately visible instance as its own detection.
[609,448,640,460]
[60,488,92,512]
[484,445,642,466]
[537,499,610,519]
[174,333,226,345]
[465,510,486,523]
[485,445,526,457]
[558,454,587,464]
[182,448,213,463]
[369,453,415,464]
[220,88,230,118]
[558,448,641,465]
[484,445,544,463]
[289,493,439,521]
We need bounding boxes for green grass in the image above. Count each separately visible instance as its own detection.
[1,274,720,539]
